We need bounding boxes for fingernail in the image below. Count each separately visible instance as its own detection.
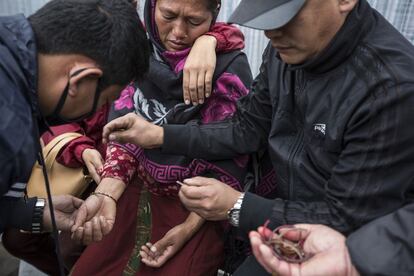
[109,134,116,141]
[150,246,157,252]
[185,100,190,105]
[193,102,198,106]
[199,99,204,104]
[205,93,210,98]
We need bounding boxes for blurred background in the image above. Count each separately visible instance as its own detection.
[0,0,413,275]
[1,0,413,76]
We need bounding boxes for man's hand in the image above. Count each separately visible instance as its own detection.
[183,35,217,105]
[82,148,104,183]
[178,177,242,221]
[249,224,360,276]
[43,195,84,232]
[102,113,163,148]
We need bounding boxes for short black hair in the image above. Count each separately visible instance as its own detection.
[29,0,150,89]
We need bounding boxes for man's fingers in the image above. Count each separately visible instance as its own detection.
[106,131,130,144]
[276,224,312,242]
[71,196,84,210]
[72,204,88,232]
[197,71,206,104]
[102,115,133,143]
[179,185,208,200]
[183,176,212,187]
[259,244,301,276]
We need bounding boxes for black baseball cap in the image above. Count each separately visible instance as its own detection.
[228,0,306,30]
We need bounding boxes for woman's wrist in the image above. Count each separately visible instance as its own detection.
[95,177,126,201]
[183,212,205,236]
[194,35,217,50]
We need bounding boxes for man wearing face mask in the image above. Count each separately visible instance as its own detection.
[102,0,414,274]
[0,0,149,235]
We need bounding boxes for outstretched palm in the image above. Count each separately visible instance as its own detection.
[71,194,116,244]
[250,225,359,276]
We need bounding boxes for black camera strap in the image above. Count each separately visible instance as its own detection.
[32,117,67,276]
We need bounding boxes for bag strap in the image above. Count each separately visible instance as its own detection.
[42,132,83,170]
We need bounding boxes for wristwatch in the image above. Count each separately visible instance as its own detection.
[227,193,245,227]
[31,198,46,233]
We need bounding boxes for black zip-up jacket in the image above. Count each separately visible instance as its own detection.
[347,203,414,276]
[162,0,414,235]
[0,15,42,233]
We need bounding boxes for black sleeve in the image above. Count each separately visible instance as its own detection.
[0,197,37,232]
[0,60,39,232]
[240,82,414,234]
[346,203,414,276]
[239,192,275,234]
[162,45,273,160]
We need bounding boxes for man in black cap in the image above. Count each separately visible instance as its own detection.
[102,0,414,274]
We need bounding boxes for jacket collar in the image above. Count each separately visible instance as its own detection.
[288,0,374,74]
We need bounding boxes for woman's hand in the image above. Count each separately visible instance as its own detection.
[140,212,204,267]
[71,178,126,244]
[71,193,115,245]
[82,148,104,183]
[183,35,217,106]
[140,224,191,267]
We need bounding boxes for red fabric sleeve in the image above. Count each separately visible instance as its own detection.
[206,22,245,53]
[54,103,110,168]
[101,144,138,186]
[42,123,82,145]
[57,137,96,168]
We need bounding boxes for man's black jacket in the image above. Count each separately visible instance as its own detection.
[162,0,414,235]
[347,203,414,276]
[0,15,41,233]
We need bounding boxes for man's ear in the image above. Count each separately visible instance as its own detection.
[68,65,103,97]
[338,0,358,14]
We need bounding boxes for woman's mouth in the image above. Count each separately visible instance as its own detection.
[167,40,188,50]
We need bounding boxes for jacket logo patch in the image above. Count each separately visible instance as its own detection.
[313,124,326,136]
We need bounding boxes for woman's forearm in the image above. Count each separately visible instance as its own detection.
[95,177,127,201]
[183,211,205,237]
